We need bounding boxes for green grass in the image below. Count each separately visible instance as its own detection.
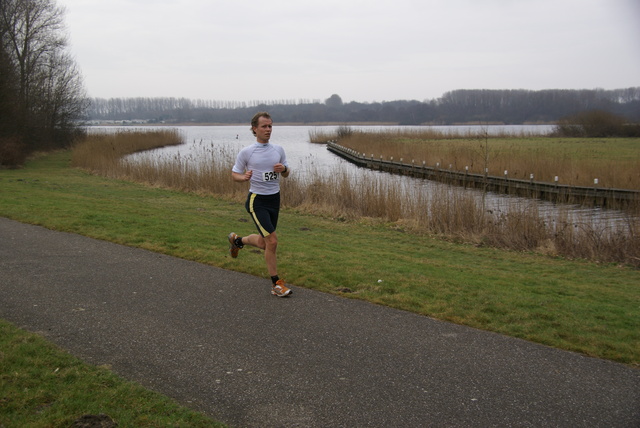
[1,151,639,364]
[0,319,225,427]
[0,150,639,424]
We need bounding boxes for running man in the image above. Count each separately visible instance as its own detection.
[228,112,292,297]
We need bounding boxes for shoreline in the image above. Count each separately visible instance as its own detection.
[83,121,555,127]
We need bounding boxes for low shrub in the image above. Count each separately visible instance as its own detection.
[0,136,27,168]
[553,110,638,138]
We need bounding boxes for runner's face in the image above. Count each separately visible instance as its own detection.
[253,117,273,143]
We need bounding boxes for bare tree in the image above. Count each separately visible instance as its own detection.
[39,50,88,140]
[0,0,86,162]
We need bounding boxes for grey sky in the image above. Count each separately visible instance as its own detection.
[58,0,640,103]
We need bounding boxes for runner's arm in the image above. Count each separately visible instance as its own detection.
[232,170,252,182]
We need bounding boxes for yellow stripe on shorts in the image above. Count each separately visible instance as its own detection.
[248,193,270,237]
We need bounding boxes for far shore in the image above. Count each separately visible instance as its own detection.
[83,121,555,127]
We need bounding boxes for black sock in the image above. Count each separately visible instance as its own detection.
[234,237,244,248]
[271,275,279,285]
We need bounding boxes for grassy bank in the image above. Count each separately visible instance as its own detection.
[0,320,225,427]
[1,150,639,367]
[70,130,640,267]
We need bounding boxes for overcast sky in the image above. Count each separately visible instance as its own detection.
[58,0,640,103]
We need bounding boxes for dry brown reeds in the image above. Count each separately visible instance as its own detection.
[320,128,640,190]
[72,131,640,267]
[71,129,184,177]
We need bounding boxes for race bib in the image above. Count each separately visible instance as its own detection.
[262,171,279,182]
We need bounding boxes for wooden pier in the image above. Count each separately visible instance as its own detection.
[327,142,639,207]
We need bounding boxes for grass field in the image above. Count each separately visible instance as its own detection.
[1,150,638,365]
[1,143,638,426]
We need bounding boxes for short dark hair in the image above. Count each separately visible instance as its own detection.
[250,112,272,136]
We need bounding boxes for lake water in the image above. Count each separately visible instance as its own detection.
[109,124,559,179]
[93,124,634,229]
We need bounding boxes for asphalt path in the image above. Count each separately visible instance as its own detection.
[0,217,638,427]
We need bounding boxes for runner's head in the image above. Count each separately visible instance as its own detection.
[251,112,272,136]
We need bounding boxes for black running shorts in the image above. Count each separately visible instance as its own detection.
[245,192,280,237]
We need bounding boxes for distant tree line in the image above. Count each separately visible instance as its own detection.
[0,0,87,167]
[87,88,640,126]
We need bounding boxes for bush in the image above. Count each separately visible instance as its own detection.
[620,123,640,137]
[553,110,636,137]
[0,137,27,168]
[336,125,354,139]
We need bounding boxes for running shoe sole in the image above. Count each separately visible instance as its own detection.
[271,281,292,297]
[271,288,292,297]
[228,232,239,258]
